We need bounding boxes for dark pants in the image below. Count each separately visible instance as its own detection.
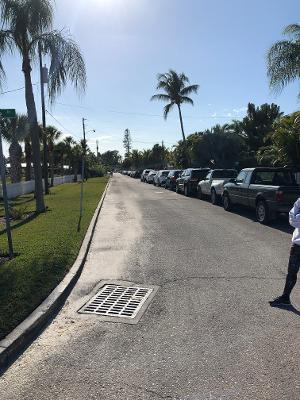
[283,244,300,298]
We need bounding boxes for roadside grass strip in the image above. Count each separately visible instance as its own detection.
[0,177,108,340]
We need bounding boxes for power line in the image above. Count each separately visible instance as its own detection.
[0,83,38,95]
[45,109,75,136]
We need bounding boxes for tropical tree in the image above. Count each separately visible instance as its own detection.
[63,136,76,171]
[24,136,32,181]
[0,0,86,212]
[70,143,82,182]
[257,112,300,167]
[233,103,282,153]
[267,24,300,97]
[1,114,29,183]
[151,70,199,143]
[123,129,132,158]
[44,125,61,186]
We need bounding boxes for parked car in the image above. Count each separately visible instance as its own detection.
[176,168,210,196]
[133,170,142,178]
[141,169,152,182]
[153,170,170,186]
[146,171,157,184]
[197,169,238,204]
[165,170,182,191]
[222,167,300,224]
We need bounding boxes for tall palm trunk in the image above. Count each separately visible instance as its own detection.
[22,56,45,212]
[177,104,186,142]
[177,103,189,167]
[9,140,23,183]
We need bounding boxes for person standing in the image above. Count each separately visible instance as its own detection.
[270,198,300,307]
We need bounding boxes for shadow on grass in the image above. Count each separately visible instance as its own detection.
[0,212,39,236]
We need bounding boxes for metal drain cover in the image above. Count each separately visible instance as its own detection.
[80,284,153,319]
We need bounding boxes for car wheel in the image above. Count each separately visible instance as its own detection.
[197,187,203,200]
[211,189,218,205]
[184,185,189,197]
[223,193,232,211]
[256,200,270,224]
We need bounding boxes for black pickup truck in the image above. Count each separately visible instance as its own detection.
[222,167,300,224]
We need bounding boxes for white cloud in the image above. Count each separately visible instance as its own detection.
[232,107,247,114]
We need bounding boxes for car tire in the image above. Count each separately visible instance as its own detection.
[197,187,203,200]
[256,200,270,224]
[184,185,189,197]
[223,193,232,211]
[211,189,218,205]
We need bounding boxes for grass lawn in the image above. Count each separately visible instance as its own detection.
[0,177,109,340]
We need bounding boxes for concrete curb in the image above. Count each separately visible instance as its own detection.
[0,179,110,371]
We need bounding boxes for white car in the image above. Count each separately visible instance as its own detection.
[197,169,238,204]
[153,170,170,186]
[146,171,157,183]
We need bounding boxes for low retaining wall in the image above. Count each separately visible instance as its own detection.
[0,175,82,199]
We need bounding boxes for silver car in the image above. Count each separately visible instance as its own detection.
[153,170,170,186]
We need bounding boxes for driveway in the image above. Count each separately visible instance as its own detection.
[0,174,299,400]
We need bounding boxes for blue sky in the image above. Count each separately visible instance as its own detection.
[1,0,300,156]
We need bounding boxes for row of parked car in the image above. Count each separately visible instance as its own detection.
[122,167,300,224]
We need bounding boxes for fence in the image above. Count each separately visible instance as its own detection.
[0,175,82,199]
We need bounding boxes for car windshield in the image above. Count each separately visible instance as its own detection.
[252,170,296,186]
[192,170,209,179]
[213,170,237,179]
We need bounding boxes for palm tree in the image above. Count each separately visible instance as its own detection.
[24,136,32,181]
[1,114,29,183]
[0,0,86,212]
[70,144,82,182]
[151,70,199,142]
[267,24,300,97]
[44,125,61,186]
[63,136,76,172]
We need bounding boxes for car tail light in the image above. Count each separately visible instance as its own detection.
[276,190,284,202]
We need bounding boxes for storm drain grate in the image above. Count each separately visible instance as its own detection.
[80,284,153,318]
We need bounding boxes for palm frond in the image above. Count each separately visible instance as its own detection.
[150,93,171,102]
[267,39,300,93]
[163,102,175,120]
[180,84,199,96]
[180,96,194,105]
[0,29,15,87]
[25,0,53,35]
[33,30,86,101]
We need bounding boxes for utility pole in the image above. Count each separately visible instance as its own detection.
[38,42,49,194]
[0,120,13,258]
[79,118,86,223]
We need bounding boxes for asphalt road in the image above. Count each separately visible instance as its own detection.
[1,174,300,400]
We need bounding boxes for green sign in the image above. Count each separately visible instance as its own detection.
[0,109,16,119]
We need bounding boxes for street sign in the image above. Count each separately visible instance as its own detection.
[0,109,16,119]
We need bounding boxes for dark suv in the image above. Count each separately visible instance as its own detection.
[165,169,182,191]
[176,168,210,196]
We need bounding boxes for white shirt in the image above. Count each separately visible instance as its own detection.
[289,198,300,245]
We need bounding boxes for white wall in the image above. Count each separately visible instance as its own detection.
[0,175,82,199]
